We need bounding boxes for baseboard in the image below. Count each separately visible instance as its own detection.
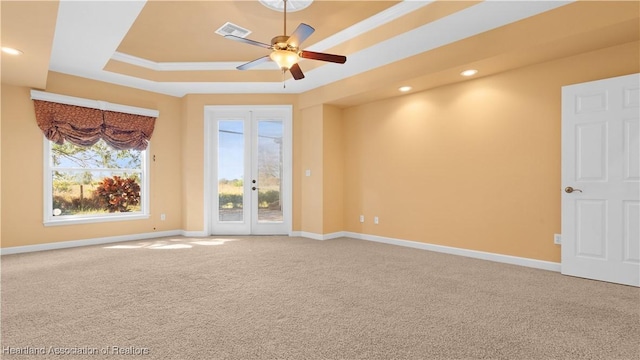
[1,230,183,255]
[181,230,208,237]
[2,230,562,272]
[343,232,561,272]
[293,231,347,241]
[293,230,560,272]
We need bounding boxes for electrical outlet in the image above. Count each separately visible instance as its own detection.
[374,216,379,224]
[554,234,561,244]
[161,213,166,221]
[359,215,364,223]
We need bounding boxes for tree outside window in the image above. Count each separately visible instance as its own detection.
[46,139,147,223]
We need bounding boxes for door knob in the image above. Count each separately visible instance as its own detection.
[565,186,583,193]
[252,186,258,191]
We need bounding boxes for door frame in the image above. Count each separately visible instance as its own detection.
[203,105,293,235]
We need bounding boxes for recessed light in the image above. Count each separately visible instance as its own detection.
[399,86,412,92]
[1,47,23,56]
[460,69,478,77]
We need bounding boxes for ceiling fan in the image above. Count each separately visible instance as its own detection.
[223,0,347,81]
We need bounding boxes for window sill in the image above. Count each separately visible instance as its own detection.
[44,213,150,227]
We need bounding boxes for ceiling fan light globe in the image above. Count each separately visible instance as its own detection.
[270,50,299,70]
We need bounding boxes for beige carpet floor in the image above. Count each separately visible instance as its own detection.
[1,236,639,359]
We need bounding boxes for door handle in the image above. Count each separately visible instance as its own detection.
[252,186,259,191]
[565,186,583,193]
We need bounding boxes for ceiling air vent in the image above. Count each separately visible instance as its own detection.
[215,22,252,38]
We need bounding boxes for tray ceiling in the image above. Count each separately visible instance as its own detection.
[2,0,638,103]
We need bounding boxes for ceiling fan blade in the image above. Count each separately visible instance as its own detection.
[224,35,272,49]
[237,56,271,70]
[300,50,347,64]
[287,23,315,48]
[289,63,305,80]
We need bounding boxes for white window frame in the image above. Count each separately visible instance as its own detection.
[43,138,151,226]
[32,90,158,227]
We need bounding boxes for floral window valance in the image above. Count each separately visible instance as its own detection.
[31,91,158,151]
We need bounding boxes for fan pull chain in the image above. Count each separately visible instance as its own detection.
[283,70,286,88]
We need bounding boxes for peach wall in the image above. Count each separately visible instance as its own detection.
[298,104,344,235]
[1,72,183,247]
[322,105,344,234]
[180,93,300,233]
[342,41,639,263]
[0,76,301,248]
[300,105,324,234]
[2,40,637,264]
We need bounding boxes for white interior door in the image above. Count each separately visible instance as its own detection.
[561,73,640,287]
[207,106,292,235]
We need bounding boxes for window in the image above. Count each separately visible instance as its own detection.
[31,90,157,226]
[44,138,149,226]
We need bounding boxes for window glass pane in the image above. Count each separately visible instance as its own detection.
[218,121,244,222]
[48,139,145,220]
[257,120,283,222]
[52,141,141,169]
[52,170,142,216]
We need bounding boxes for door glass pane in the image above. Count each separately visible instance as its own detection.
[257,120,283,222]
[218,121,244,222]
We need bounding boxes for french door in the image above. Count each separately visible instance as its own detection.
[206,106,292,235]
[561,73,639,287]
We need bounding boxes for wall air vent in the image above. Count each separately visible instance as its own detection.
[215,22,252,38]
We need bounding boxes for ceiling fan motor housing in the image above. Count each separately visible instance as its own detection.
[271,35,296,51]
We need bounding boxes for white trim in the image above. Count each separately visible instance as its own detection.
[44,214,151,227]
[181,230,208,237]
[324,232,348,240]
[304,1,433,53]
[2,229,561,272]
[43,138,151,226]
[0,230,182,255]
[43,136,51,226]
[293,231,347,241]
[346,232,561,272]
[295,231,561,272]
[110,51,160,70]
[30,90,159,118]
[111,52,276,71]
[203,112,213,236]
[298,232,325,240]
